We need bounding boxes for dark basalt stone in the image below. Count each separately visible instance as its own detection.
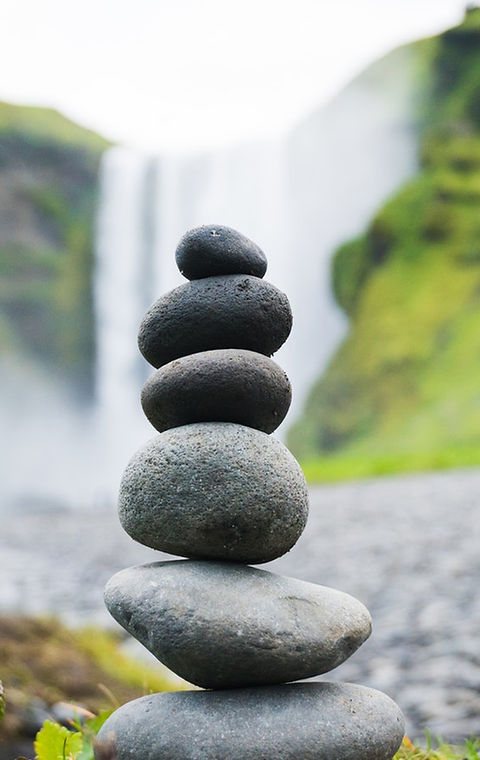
[141,349,291,434]
[137,275,292,369]
[104,560,372,689]
[175,224,267,280]
[95,683,405,760]
[118,422,308,564]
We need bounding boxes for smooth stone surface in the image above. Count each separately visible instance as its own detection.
[141,349,291,434]
[138,275,292,369]
[95,682,405,760]
[118,422,308,563]
[105,561,372,689]
[175,224,268,280]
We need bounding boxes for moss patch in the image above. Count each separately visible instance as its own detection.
[290,9,480,475]
[0,116,106,395]
[0,616,178,740]
[395,736,480,759]
[0,101,111,153]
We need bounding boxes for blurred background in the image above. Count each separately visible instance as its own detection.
[2,0,480,751]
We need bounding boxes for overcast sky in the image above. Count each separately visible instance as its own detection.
[0,0,472,152]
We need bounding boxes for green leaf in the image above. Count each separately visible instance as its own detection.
[76,710,113,760]
[34,720,83,760]
[83,710,113,735]
[0,681,5,723]
[76,740,94,760]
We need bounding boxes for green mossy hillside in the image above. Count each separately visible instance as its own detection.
[0,101,110,153]
[0,103,110,396]
[289,8,480,473]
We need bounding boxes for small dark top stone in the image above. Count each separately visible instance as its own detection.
[175,225,267,280]
[138,275,292,369]
[141,349,291,434]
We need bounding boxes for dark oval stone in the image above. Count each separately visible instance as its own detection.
[118,422,308,564]
[175,224,267,280]
[95,683,405,760]
[104,560,372,689]
[141,349,291,434]
[137,275,292,369]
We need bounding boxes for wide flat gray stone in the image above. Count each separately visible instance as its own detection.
[104,560,372,689]
[118,422,308,563]
[95,682,405,760]
[141,349,291,434]
[137,275,292,368]
[175,224,268,280]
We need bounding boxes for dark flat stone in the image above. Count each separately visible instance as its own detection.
[137,275,292,369]
[95,682,405,760]
[118,422,308,563]
[104,560,372,689]
[141,349,291,434]
[175,224,267,280]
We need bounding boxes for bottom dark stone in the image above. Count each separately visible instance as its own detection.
[95,682,404,760]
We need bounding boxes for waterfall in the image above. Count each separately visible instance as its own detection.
[93,47,420,500]
[0,45,421,513]
[94,147,158,486]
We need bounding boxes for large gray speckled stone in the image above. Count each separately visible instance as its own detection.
[141,349,291,434]
[95,682,405,760]
[175,224,268,280]
[118,422,308,563]
[104,560,372,689]
[137,275,292,368]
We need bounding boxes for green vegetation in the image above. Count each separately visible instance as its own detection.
[290,7,480,480]
[34,720,84,760]
[301,445,480,483]
[0,101,110,153]
[396,736,480,759]
[32,713,115,760]
[0,616,178,743]
[0,101,108,396]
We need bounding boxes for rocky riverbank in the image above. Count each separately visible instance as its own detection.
[2,468,480,742]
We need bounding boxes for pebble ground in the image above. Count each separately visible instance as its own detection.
[2,468,480,741]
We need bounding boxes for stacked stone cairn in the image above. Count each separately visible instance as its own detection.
[96,225,405,760]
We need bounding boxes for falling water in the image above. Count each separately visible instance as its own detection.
[94,50,420,468]
[94,148,158,488]
[0,43,416,509]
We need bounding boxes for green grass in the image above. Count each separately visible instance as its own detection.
[301,445,480,484]
[394,736,480,759]
[0,100,110,152]
[0,616,180,740]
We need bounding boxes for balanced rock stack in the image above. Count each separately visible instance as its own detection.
[96,225,405,760]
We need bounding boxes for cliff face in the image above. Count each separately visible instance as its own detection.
[289,8,480,467]
[0,102,109,397]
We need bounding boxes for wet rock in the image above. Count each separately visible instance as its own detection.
[175,224,268,280]
[137,275,292,368]
[19,697,50,737]
[95,682,405,760]
[141,349,291,434]
[51,701,94,727]
[105,560,372,689]
[119,422,308,563]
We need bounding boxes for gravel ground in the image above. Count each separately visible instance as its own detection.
[2,468,480,742]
